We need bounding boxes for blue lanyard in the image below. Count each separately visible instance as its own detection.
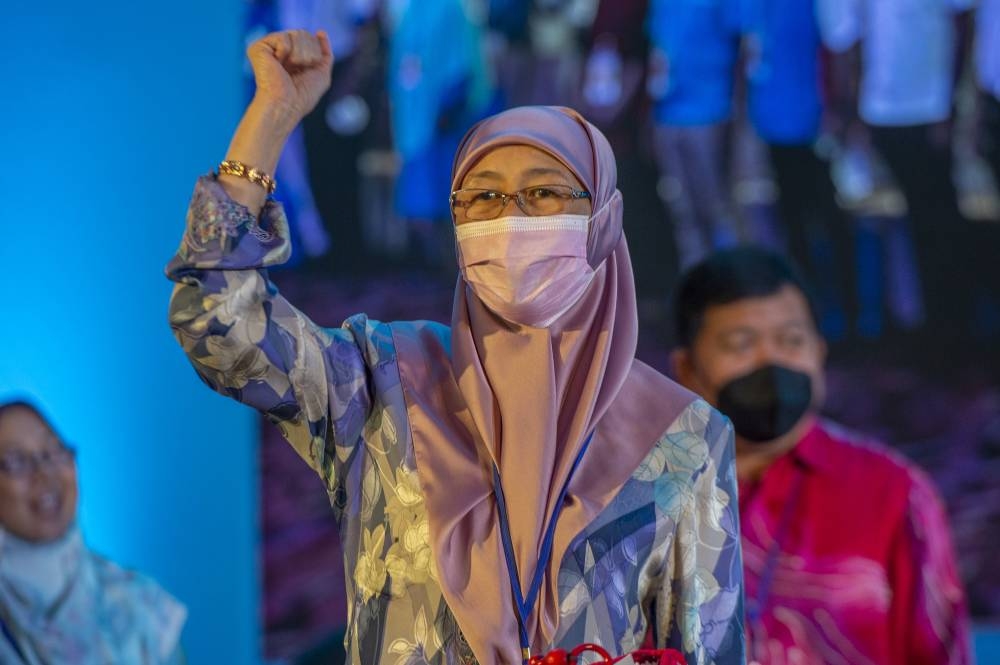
[746,464,805,665]
[492,431,595,665]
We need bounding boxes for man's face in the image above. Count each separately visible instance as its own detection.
[674,285,827,439]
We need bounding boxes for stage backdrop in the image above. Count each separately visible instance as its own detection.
[1,2,261,664]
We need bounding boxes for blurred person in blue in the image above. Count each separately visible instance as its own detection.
[386,0,498,269]
[646,0,742,271]
[978,0,1000,193]
[0,401,187,665]
[727,0,856,336]
[816,0,976,328]
[970,0,1000,337]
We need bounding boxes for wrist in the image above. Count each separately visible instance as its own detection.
[246,95,301,137]
[224,98,299,177]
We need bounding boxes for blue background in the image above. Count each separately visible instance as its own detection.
[1,2,260,663]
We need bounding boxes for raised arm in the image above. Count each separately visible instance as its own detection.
[165,31,372,488]
[220,30,333,214]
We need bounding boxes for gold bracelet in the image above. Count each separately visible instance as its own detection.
[218,159,277,195]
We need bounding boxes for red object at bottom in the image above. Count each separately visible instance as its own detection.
[528,644,686,665]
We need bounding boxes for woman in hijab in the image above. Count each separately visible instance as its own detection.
[166,29,744,665]
[0,401,187,664]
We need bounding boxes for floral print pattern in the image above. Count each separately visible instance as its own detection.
[166,177,745,664]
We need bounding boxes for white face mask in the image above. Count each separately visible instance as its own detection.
[456,214,595,327]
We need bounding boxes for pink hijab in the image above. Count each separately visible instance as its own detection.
[394,106,695,664]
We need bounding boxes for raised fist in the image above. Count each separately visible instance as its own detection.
[246,29,333,123]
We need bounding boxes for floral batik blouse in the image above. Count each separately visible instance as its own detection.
[165,176,746,665]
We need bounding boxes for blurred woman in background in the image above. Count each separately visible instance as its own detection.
[0,401,187,665]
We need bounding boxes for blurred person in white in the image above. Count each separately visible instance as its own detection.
[0,401,186,664]
[816,0,976,329]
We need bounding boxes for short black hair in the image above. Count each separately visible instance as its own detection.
[672,247,819,347]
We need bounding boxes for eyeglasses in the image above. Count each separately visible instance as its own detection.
[0,445,76,478]
[450,184,591,221]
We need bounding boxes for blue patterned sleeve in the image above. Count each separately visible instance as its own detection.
[655,401,745,665]
[165,175,372,488]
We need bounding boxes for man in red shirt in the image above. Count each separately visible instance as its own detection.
[670,247,972,665]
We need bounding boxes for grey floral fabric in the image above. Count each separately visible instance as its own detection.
[165,176,745,665]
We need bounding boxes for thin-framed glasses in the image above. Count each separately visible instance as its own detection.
[450,184,591,221]
[0,444,76,478]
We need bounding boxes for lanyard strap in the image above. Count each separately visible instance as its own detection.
[746,465,806,624]
[492,431,596,664]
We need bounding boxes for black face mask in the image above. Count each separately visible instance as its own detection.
[716,365,813,443]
